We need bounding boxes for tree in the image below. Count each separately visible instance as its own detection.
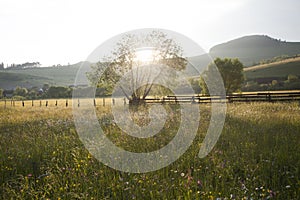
[46,86,71,98]
[200,58,244,94]
[0,88,3,98]
[87,30,187,103]
[42,84,50,92]
[14,86,28,97]
[287,74,298,83]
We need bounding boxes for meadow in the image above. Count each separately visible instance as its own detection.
[0,101,299,199]
[244,57,300,79]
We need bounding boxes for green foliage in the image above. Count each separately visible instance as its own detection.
[200,58,244,94]
[0,103,299,199]
[14,86,28,97]
[46,86,72,98]
[189,78,201,94]
[287,74,299,83]
[0,62,4,70]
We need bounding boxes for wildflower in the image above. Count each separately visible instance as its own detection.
[285,185,291,189]
[268,189,276,198]
[197,180,203,188]
[27,173,33,178]
[185,168,193,187]
[180,172,185,177]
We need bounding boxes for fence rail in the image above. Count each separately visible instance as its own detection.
[146,91,300,104]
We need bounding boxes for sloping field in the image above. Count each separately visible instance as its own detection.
[244,57,300,79]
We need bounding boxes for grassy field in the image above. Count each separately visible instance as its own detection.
[0,102,299,199]
[245,57,300,79]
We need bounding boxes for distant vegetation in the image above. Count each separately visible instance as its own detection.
[5,62,41,70]
[200,58,244,94]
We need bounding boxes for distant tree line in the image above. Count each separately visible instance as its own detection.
[0,62,41,70]
[243,74,300,92]
[0,84,108,100]
[249,54,300,66]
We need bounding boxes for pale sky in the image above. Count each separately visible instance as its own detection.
[0,0,299,67]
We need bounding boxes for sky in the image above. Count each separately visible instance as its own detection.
[0,0,300,67]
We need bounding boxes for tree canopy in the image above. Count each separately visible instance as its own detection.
[87,31,187,103]
[200,57,244,95]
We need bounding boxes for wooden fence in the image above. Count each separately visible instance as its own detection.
[145,91,300,104]
[1,91,300,108]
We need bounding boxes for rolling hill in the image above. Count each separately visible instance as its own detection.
[209,35,300,66]
[0,62,91,90]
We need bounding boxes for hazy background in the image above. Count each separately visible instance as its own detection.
[1,0,300,67]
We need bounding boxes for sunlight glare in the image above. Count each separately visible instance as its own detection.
[134,48,158,63]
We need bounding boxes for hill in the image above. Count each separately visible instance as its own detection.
[209,35,300,66]
[0,62,90,90]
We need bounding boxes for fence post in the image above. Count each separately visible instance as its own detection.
[66,100,68,107]
[103,98,105,106]
[40,100,42,107]
[123,98,126,105]
[32,100,34,107]
[112,98,115,106]
[22,101,24,107]
[45,101,48,107]
[4,99,6,108]
[78,99,80,107]
[191,96,195,104]
[94,99,96,107]
[55,100,58,106]
[227,96,231,103]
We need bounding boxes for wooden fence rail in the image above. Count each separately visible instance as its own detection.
[146,91,300,104]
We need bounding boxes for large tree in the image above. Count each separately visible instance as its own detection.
[87,31,187,103]
[200,57,244,95]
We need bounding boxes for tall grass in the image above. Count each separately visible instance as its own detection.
[0,102,299,199]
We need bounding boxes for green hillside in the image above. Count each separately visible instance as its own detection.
[0,72,50,90]
[0,62,90,89]
[244,57,300,80]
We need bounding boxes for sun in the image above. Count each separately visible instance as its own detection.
[134,48,158,63]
